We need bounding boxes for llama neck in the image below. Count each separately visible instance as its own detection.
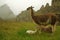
[30,8,34,18]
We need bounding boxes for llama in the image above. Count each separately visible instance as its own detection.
[27,6,58,33]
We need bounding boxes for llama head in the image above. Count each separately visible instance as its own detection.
[27,6,34,10]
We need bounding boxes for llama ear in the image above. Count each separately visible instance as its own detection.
[27,6,34,10]
[31,6,34,8]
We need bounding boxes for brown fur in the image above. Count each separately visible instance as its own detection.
[27,6,58,33]
[41,25,52,33]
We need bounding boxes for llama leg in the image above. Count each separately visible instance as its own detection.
[53,23,57,32]
[51,25,54,33]
[54,22,58,32]
[40,25,46,32]
[52,22,57,33]
[36,25,42,34]
[52,25,55,33]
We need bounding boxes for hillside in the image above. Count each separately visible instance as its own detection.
[36,0,60,14]
[16,10,35,22]
[0,4,16,20]
[36,3,52,15]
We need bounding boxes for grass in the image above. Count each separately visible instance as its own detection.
[0,21,60,40]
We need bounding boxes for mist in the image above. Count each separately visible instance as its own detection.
[0,0,52,15]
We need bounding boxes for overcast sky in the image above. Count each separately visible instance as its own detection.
[0,0,52,15]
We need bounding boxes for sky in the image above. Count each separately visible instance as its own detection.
[0,0,52,15]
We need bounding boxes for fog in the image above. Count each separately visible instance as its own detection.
[0,0,52,15]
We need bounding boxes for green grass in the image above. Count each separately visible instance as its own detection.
[0,22,60,40]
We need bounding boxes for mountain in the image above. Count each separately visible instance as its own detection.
[0,4,16,20]
[36,0,60,15]
[51,0,60,13]
[52,0,60,7]
[16,10,34,22]
[0,17,4,21]
[36,3,53,15]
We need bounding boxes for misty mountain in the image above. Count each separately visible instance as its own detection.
[36,3,53,15]
[36,0,60,15]
[0,4,16,20]
[0,17,4,21]
[16,10,34,22]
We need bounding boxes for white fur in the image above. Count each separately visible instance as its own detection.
[26,30,37,34]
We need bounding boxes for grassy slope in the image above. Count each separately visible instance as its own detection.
[0,22,60,40]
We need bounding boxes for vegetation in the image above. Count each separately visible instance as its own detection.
[0,22,60,40]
